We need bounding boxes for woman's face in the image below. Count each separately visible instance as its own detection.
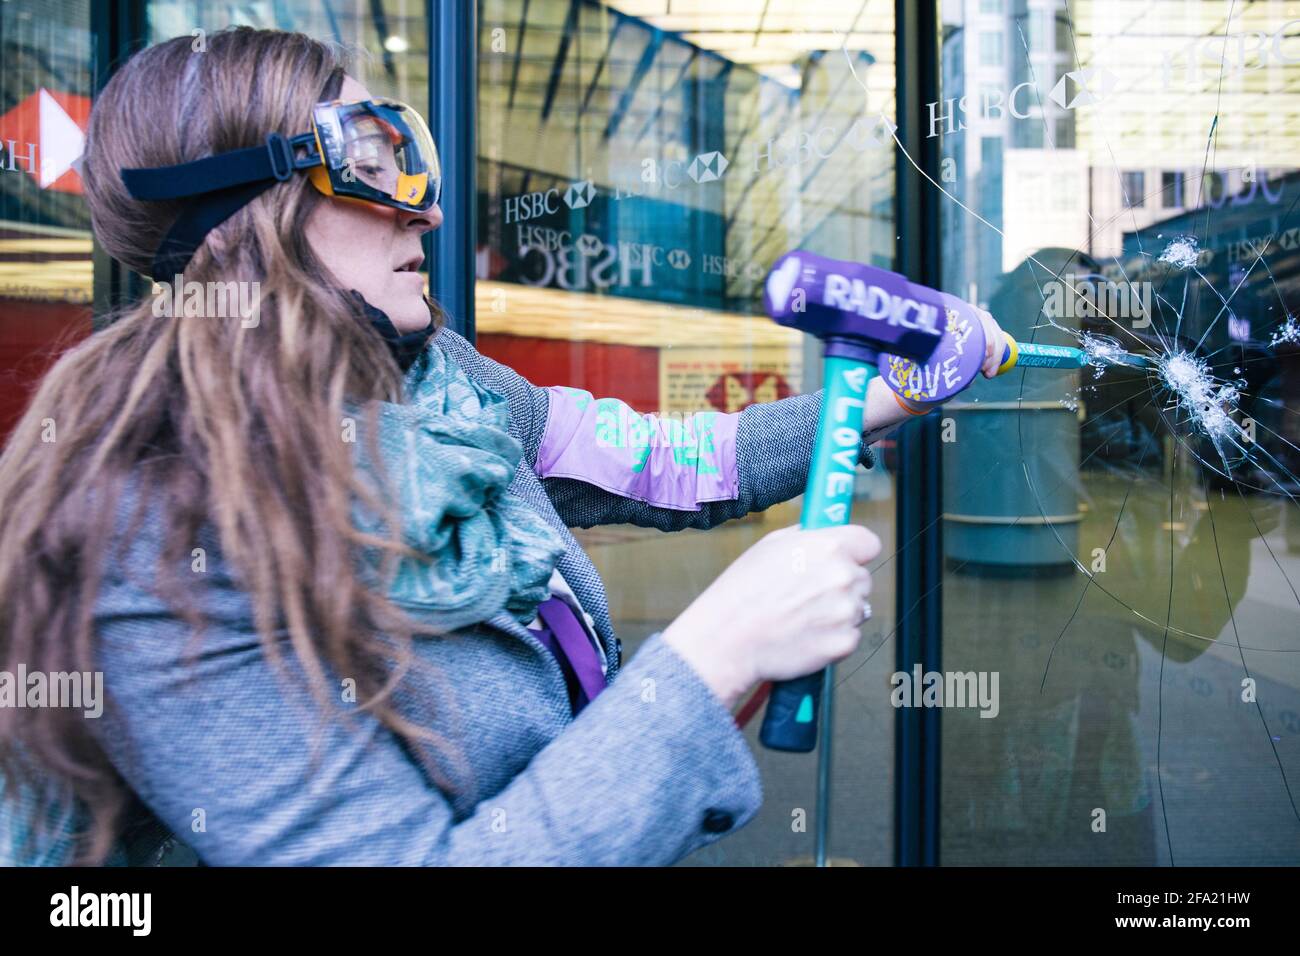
[304,75,442,332]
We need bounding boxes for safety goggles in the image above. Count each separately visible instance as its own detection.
[301,98,441,212]
[121,98,441,281]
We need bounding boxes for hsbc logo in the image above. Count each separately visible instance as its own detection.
[504,179,598,224]
[926,69,1116,137]
[687,151,729,184]
[1048,67,1117,109]
[504,189,559,224]
[0,88,89,193]
[563,179,595,209]
[751,115,896,172]
[621,150,730,197]
[703,254,764,280]
[1161,19,1300,88]
[667,248,691,270]
[518,231,662,293]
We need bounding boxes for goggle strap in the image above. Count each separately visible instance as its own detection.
[123,134,323,280]
[121,133,320,201]
[148,178,277,281]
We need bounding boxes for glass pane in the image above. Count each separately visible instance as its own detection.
[0,0,94,440]
[937,0,1300,865]
[478,0,898,865]
[147,2,429,117]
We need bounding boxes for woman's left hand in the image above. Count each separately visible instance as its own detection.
[972,306,1008,380]
[864,303,1009,427]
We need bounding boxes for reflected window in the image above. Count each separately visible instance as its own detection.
[1121,171,1145,207]
[1161,170,1183,208]
[0,0,94,439]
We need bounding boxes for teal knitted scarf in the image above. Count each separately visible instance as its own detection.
[353,343,567,629]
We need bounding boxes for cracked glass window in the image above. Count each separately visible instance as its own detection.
[935,0,1300,865]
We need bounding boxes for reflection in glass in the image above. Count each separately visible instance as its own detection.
[0,0,94,438]
[937,0,1300,865]
[147,2,430,114]
[478,0,898,866]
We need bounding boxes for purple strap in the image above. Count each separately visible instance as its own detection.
[533,597,607,714]
[525,621,583,712]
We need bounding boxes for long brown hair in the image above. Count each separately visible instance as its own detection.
[0,27,458,863]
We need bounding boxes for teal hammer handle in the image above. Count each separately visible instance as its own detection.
[998,339,1151,371]
[760,354,874,753]
[999,340,1087,369]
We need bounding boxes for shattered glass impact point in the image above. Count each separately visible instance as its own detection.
[1158,235,1201,270]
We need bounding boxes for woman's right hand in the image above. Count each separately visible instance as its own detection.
[661,524,881,709]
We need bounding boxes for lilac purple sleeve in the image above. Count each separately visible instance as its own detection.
[432,327,873,533]
[535,387,740,512]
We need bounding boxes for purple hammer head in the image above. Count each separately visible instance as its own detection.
[877,290,987,404]
[763,251,943,363]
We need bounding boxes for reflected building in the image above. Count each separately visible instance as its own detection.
[940,0,1300,295]
[939,0,1076,308]
[476,0,899,413]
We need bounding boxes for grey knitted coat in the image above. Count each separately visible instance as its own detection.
[3,327,874,866]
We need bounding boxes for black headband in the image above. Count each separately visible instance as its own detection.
[121,133,315,280]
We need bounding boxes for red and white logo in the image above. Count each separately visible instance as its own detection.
[0,88,91,194]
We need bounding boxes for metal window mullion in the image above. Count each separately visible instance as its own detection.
[427,0,478,341]
[91,0,148,328]
[892,0,943,869]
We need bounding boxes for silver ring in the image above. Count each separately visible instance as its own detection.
[859,600,873,624]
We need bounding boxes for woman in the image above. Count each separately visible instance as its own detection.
[0,28,1004,866]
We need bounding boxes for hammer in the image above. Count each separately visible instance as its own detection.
[873,271,1152,406]
[761,251,943,754]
